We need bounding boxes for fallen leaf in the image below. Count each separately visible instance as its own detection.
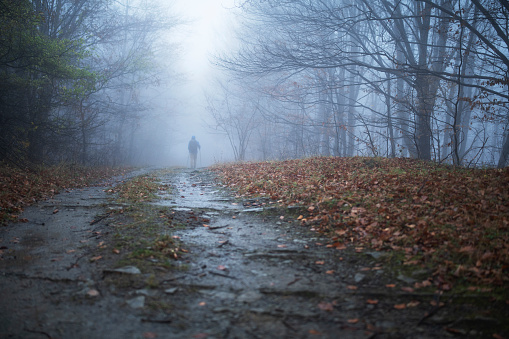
[394,303,406,309]
[407,301,420,307]
[366,299,378,304]
[326,270,335,274]
[87,289,100,297]
[347,318,359,324]
[317,301,334,311]
[277,244,287,248]
[315,261,325,265]
[143,332,158,338]
[112,248,120,254]
[430,300,445,307]
[217,265,227,271]
[198,302,206,306]
[401,287,414,293]
[90,256,102,262]
[385,284,396,288]
[346,285,358,290]
[53,208,59,214]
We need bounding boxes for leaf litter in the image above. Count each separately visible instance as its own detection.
[213,156,509,289]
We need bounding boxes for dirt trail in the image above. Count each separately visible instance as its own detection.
[0,168,505,338]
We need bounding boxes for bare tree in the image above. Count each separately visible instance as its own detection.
[215,0,508,166]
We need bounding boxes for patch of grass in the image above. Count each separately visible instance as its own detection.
[146,298,174,312]
[110,174,161,203]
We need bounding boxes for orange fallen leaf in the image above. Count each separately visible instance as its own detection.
[112,248,120,254]
[309,329,321,335]
[217,265,227,271]
[90,256,102,262]
[347,318,359,324]
[315,261,325,265]
[277,244,287,248]
[326,270,335,274]
[401,287,414,293]
[430,300,445,307]
[385,284,396,288]
[198,301,206,306]
[366,299,378,304]
[394,303,406,310]
[346,285,358,290]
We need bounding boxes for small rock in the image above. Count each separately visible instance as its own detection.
[354,273,365,283]
[107,266,141,274]
[237,291,262,303]
[126,296,145,309]
[397,274,416,284]
[212,291,236,300]
[365,251,387,259]
[164,287,179,295]
[242,208,263,212]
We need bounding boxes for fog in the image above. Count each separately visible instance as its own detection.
[135,0,237,167]
[2,0,507,168]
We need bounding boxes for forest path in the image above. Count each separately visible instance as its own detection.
[0,168,499,338]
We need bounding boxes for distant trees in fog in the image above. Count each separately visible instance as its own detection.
[215,0,509,167]
[0,0,180,168]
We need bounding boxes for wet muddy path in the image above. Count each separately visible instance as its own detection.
[1,168,506,338]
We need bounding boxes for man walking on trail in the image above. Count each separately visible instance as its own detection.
[188,136,201,169]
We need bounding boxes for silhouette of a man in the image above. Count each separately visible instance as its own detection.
[188,136,201,169]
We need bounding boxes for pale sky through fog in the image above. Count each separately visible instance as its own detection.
[167,0,237,167]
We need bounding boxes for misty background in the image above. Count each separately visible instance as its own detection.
[1,0,509,169]
[132,0,237,167]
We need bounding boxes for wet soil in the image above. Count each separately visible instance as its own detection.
[0,168,507,339]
